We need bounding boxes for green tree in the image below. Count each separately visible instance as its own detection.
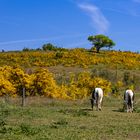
[42,43,57,51]
[88,34,115,53]
[22,47,30,52]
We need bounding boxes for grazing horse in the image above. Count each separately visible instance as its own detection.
[124,89,134,113]
[90,88,103,111]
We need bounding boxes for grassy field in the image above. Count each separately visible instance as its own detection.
[1,95,140,140]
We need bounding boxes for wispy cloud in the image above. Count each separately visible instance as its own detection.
[133,0,140,3]
[77,2,109,34]
[0,38,47,45]
[66,41,89,48]
[103,7,131,16]
[130,0,140,17]
[0,33,88,46]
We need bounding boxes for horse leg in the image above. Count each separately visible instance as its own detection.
[126,104,129,113]
[96,100,102,111]
[90,99,94,110]
[98,101,102,111]
[96,100,99,111]
[97,97,102,111]
[130,102,134,113]
[132,101,134,112]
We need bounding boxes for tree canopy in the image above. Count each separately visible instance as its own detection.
[88,34,115,53]
[42,43,57,51]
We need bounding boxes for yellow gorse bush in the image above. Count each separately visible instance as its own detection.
[0,49,139,99]
[0,66,16,96]
[32,68,60,98]
[0,75,16,96]
[0,50,140,69]
[0,66,112,99]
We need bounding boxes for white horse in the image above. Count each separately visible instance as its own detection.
[90,88,103,111]
[124,89,134,113]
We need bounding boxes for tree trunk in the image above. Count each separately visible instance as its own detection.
[96,47,100,53]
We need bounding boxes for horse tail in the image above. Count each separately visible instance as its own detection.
[132,94,134,101]
[124,92,126,101]
[96,91,99,104]
[92,89,95,100]
[128,93,132,107]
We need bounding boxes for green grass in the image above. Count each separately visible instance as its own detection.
[0,96,140,140]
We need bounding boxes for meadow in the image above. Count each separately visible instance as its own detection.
[1,94,140,140]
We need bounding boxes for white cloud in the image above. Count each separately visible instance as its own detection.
[77,3,109,34]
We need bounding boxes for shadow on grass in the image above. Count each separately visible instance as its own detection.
[112,108,125,113]
[80,108,93,111]
[58,108,97,117]
[113,107,140,113]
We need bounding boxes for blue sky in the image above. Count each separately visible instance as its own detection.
[0,0,140,52]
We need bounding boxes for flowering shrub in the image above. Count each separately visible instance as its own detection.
[0,66,112,99]
[0,50,140,69]
[0,49,139,99]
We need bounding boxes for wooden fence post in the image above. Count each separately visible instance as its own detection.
[22,87,26,107]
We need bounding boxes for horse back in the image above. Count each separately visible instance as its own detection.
[95,88,103,100]
[125,89,134,105]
